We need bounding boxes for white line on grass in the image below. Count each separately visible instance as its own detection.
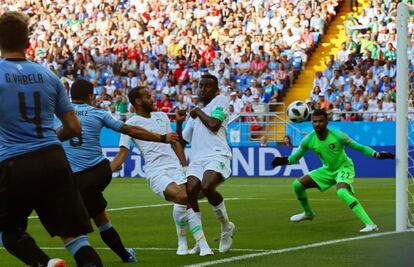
[279,198,395,202]
[182,231,399,267]
[27,197,263,219]
[0,247,270,253]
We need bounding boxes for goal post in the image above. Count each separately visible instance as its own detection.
[396,2,414,232]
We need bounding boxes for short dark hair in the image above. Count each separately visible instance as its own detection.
[0,12,29,52]
[201,74,218,88]
[71,79,94,101]
[312,109,328,119]
[127,86,147,105]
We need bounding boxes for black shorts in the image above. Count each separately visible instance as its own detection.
[0,145,93,237]
[74,159,112,218]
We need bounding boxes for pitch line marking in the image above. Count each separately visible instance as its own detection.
[27,197,262,219]
[182,231,400,267]
[0,247,270,253]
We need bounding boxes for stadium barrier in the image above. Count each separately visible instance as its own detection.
[105,146,395,178]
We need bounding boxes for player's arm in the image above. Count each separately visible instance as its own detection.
[120,124,178,143]
[56,111,81,141]
[175,110,191,147]
[271,137,309,168]
[338,131,394,159]
[111,132,132,172]
[171,141,188,168]
[54,76,81,141]
[102,111,178,143]
[190,107,223,133]
[111,146,129,172]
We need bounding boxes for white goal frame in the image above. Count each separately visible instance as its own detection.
[396,2,414,232]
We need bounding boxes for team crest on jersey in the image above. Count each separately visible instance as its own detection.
[329,143,336,150]
[156,119,164,126]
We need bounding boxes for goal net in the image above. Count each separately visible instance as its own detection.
[397,3,414,232]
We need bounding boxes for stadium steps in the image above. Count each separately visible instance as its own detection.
[269,0,369,142]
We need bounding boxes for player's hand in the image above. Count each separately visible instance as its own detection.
[271,157,289,168]
[175,109,187,122]
[190,107,200,119]
[165,132,179,143]
[374,151,395,160]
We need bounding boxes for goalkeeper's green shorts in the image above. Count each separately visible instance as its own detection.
[308,163,355,193]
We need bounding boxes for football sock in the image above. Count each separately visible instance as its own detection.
[98,222,131,262]
[173,204,189,247]
[187,208,210,250]
[292,179,313,216]
[2,230,50,267]
[65,235,103,267]
[0,231,3,246]
[213,201,230,231]
[336,188,374,225]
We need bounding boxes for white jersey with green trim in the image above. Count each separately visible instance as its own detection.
[119,112,181,176]
[183,94,232,161]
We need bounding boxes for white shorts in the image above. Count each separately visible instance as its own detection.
[186,155,231,181]
[147,167,187,199]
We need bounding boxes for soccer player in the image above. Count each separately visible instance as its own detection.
[0,12,102,267]
[271,109,395,232]
[110,86,213,256]
[176,74,235,253]
[58,80,179,263]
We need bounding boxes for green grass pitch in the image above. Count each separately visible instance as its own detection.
[0,178,412,267]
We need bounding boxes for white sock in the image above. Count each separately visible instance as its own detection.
[213,201,230,231]
[187,208,210,250]
[173,204,188,247]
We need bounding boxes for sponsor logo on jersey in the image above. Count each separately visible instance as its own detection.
[329,143,336,150]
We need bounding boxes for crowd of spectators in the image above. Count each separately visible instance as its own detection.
[0,0,341,121]
[306,0,414,122]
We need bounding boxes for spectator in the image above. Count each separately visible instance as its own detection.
[157,94,173,114]
[260,135,268,147]
[313,71,329,93]
[282,135,292,146]
[229,91,244,113]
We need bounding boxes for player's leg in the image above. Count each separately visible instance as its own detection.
[200,157,234,253]
[0,153,63,267]
[35,146,102,267]
[291,175,319,221]
[93,210,136,262]
[77,161,136,263]
[291,168,335,222]
[164,176,212,256]
[335,166,378,232]
[186,175,202,212]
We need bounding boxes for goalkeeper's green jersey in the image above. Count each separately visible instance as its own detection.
[288,129,376,171]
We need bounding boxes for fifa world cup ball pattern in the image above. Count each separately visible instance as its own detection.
[287,101,310,122]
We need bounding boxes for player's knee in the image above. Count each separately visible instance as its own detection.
[292,179,304,192]
[174,190,188,205]
[201,180,216,195]
[186,182,199,198]
[336,188,349,200]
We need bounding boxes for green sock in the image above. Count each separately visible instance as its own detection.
[292,179,313,216]
[336,188,374,225]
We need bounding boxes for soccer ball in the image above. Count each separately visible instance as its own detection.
[287,101,310,122]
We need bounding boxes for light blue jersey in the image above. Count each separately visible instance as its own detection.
[0,59,73,162]
[61,103,123,173]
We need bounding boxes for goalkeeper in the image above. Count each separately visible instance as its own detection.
[271,109,394,232]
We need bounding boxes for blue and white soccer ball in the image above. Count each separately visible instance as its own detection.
[287,101,310,122]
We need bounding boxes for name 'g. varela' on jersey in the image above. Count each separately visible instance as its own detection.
[0,59,73,162]
[182,94,232,161]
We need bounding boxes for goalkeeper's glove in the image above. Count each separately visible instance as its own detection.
[374,151,395,160]
[271,157,289,168]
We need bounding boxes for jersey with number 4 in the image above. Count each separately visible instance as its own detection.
[119,112,181,177]
[288,129,376,171]
[0,59,73,162]
[182,94,232,161]
[61,103,123,173]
